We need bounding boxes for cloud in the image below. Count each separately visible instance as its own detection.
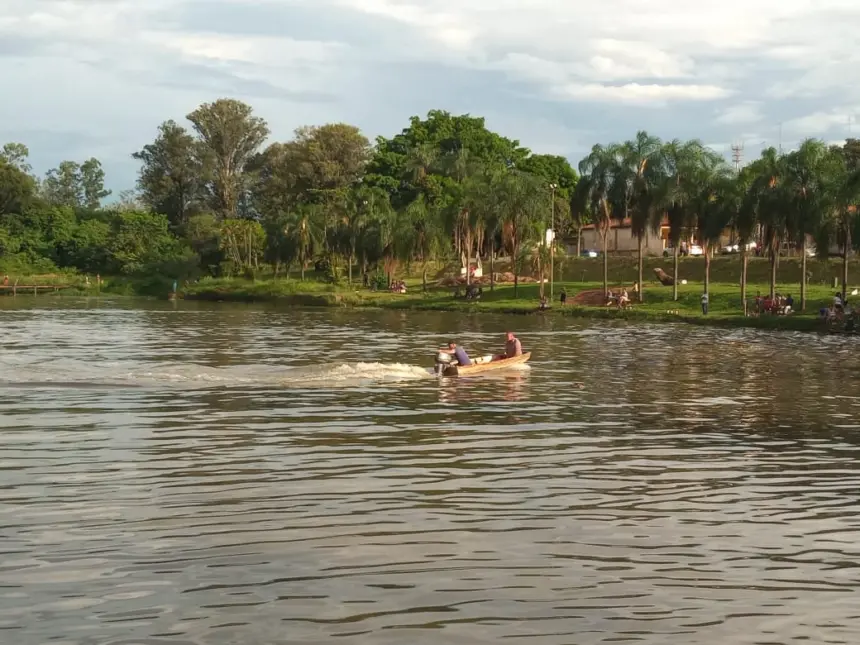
[0,0,859,194]
[783,108,860,136]
[715,102,764,126]
[557,83,730,104]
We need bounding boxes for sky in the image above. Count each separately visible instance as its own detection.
[2,0,860,197]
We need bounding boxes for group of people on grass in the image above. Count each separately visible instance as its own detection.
[752,292,794,316]
[820,292,854,322]
[605,289,631,309]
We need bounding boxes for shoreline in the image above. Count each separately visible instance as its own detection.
[181,288,826,333]
[0,276,839,334]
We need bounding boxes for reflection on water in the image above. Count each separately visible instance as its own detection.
[2,299,860,644]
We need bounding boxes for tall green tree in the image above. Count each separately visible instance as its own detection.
[695,169,734,296]
[658,140,719,301]
[822,141,860,298]
[782,139,835,310]
[748,148,788,298]
[186,99,269,218]
[42,161,83,207]
[616,131,664,302]
[577,144,620,297]
[40,158,110,209]
[366,109,530,208]
[0,158,37,215]
[133,120,208,227]
[80,158,111,209]
[341,184,391,284]
[497,170,547,297]
[1,143,32,174]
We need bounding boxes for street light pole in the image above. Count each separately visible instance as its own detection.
[549,183,557,300]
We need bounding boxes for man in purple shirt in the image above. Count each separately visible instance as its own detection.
[447,341,472,366]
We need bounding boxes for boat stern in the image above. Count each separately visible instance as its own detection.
[434,350,458,377]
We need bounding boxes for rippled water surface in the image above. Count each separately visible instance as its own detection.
[3,298,860,645]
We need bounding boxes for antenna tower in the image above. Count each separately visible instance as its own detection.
[731,141,744,173]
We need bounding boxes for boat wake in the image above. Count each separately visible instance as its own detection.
[0,361,435,390]
[278,362,434,387]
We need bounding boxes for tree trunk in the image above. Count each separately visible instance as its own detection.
[704,246,711,296]
[740,246,748,315]
[512,242,520,297]
[301,262,306,281]
[274,261,281,278]
[349,242,355,285]
[843,224,850,299]
[800,237,807,311]
[637,233,644,303]
[490,244,495,292]
[422,264,427,292]
[601,230,609,296]
[769,249,777,299]
[538,256,545,300]
[673,246,679,301]
[576,225,582,257]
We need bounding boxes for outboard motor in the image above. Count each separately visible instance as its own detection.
[435,350,453,376]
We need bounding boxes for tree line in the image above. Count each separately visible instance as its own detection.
[1,97,859,309]
[575,134,860,309]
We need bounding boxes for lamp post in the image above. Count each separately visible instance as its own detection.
[549,183,557,300]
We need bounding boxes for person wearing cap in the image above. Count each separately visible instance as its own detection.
[446,341,472,366]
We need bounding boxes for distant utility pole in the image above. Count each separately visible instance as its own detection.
[731,141,744,174]
[778,122,783,155]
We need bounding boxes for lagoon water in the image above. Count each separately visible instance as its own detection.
[2,298,860,645]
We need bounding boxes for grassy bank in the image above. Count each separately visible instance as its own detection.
[3,255,851,333]
[181,274,841,333]
[0,271,181,298]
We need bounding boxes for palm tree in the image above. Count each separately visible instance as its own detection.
[695,169,734,295]
[496,170,546,297]
[727,167,758,313]
[782,139,834,310]
[343,185,384,284]
[616,131,664,302]
[749,147,787,299]
[286,203,324,280]
[399,195,447,291]
[436,149,484,285]
[405,143,438,187]
[658,140,718,300]
[820,145,860,298]
[577,144,620,297]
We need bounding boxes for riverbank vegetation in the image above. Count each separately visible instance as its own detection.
[2,99,860,322]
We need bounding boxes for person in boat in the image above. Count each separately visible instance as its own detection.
[495,332,522,361]
[446,341,472,366]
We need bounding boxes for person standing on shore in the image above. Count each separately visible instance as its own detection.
[560,288,567,306]
[701,291,709,315]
